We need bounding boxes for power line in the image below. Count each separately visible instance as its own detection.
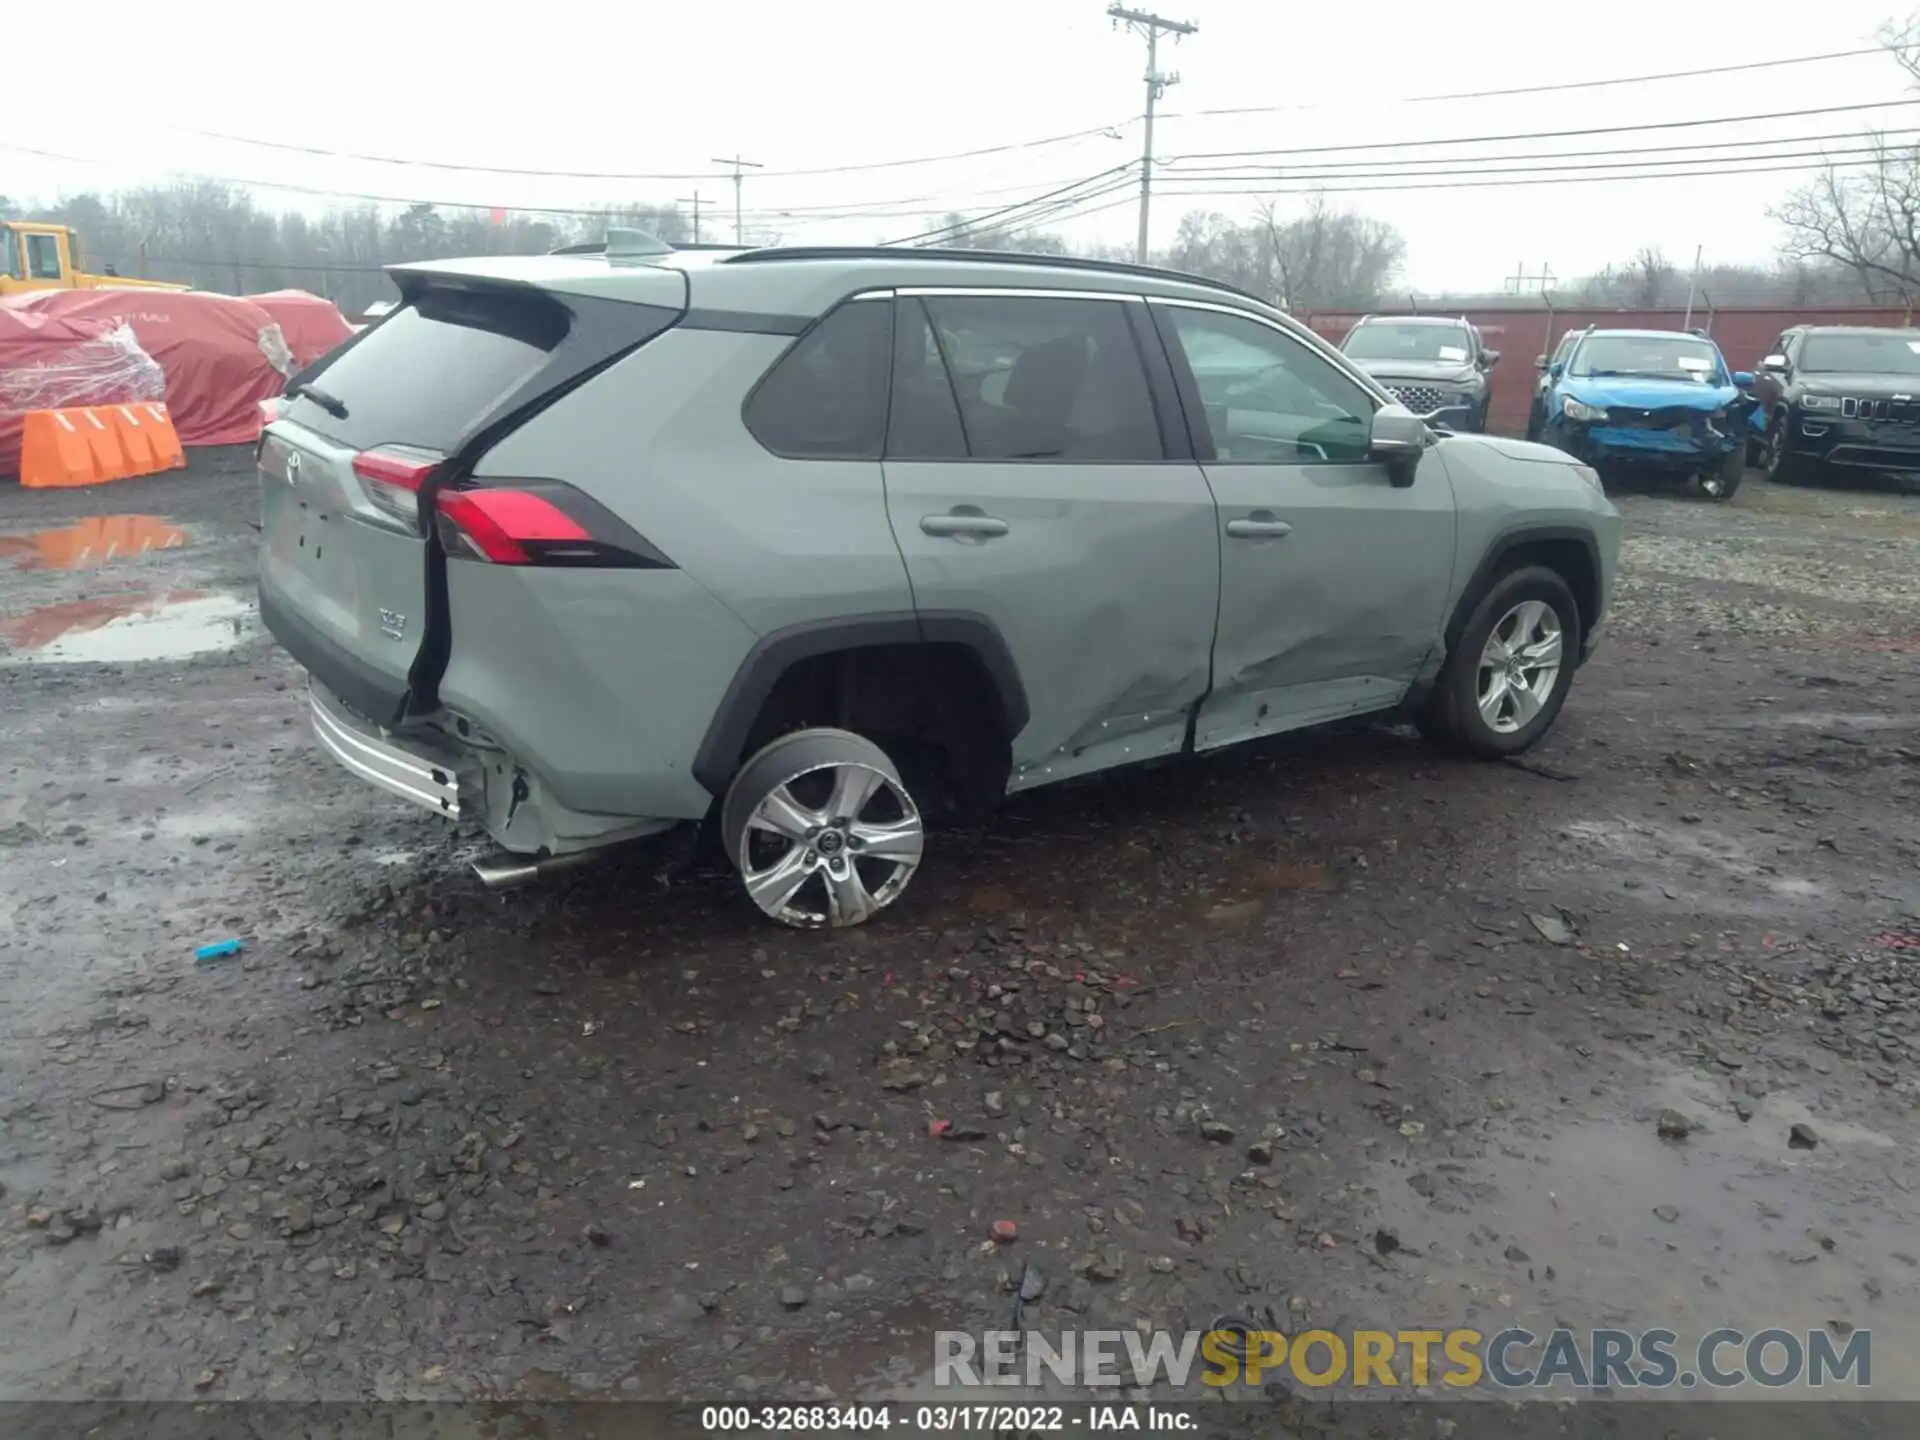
[883,165,1139,245]
[1,139,1130,229]
[1162,45,1893,120]
[930,175,1149,244]
[1151,152,1892,198]
[1164,141,1900,186]
[158,47,1886,191]
[1108,4,1198,262]
[1160,127,1920,176]
[177,119,1134,183]
[1166,98,1920,164]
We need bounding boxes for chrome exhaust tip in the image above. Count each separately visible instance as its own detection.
[471,848,603,891]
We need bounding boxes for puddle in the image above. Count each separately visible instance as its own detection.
[1366,1067,1920,1396]
[0,515,187,571]
[0,591,256,664]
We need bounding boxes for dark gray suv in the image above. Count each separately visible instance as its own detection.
[1340,315,1498,432]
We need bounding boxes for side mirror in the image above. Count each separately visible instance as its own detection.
[1533,353,1549,369]
[1482,349,1501,369]
[1731,370,1754,388]
[1370,403,1428,488]
[1760,355,1787,373]
[1548,362,1565,380]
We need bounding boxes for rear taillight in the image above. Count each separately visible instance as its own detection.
[433,480,673,569]
[352,445,443,530]
[259,397,282,425]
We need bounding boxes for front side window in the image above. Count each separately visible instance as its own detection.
[1570,334,1725,383]
[745,298,893,459]
[1161,305,1374,464]
[1342,322,1474,365]
[913,294,1163,462]
[24,232,63,281]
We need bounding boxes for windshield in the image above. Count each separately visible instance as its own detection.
[1571,334,1723,383]
[1342,323,1473,364]
[1798,332,1920,375]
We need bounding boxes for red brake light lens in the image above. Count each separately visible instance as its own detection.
[432,480,675,569]
[352,445,443,529]
[435,489,589,564]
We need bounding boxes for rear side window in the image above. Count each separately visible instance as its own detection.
[284,285,571,452]
[745,298,893,459]
[916,295,1164,462]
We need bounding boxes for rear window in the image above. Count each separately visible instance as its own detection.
[283,285,571,452]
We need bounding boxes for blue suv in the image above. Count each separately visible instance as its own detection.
[1533,328,1756,501]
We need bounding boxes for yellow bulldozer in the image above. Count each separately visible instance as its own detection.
[0,221,187,296]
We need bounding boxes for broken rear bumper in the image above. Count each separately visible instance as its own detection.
[307,676,675,858]
[311,680,463,818]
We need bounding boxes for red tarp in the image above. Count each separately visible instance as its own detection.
[0,309,166,476]
[1,289,293,450]
[248,289,354,369]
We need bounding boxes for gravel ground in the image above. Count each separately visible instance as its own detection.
[1,451,1918,1426]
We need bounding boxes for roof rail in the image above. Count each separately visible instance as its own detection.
[716,245,1275,309]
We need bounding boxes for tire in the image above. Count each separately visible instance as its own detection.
[720,727,925,929]
[1417,566,1582,759]
[1764,413,1804,485]
[1698,447,1743,502]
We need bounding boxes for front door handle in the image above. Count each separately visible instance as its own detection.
[1225,512,1293,539]
[921,511,1009,539]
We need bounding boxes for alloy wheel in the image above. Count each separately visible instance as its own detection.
[1475,599,1564,735]
[738,758,923,928]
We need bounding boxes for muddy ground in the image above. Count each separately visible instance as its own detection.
[2,451,1918,1426]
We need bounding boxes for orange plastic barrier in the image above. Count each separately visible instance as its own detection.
[17,404,187,489]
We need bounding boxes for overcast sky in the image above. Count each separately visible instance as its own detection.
[7,0,1917,291]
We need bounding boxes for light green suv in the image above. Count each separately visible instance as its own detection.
[258,234,1622,929]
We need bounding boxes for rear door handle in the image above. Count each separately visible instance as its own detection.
[1225,514,1293,539]
[921,512,1009,538]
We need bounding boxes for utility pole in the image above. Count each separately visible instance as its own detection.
[1682,243,1703,328]
[1108,4,1197,264]
[677,191,709,245]
[710,156,762,244]
[1503,262,1555,297]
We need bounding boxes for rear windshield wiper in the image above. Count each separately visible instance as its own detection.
[285,380,348,419]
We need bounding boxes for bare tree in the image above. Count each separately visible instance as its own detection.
[1160,197,1405,309]
[1770,16,1920,301]
[17,185,689,313]
[1627,246,1675,307]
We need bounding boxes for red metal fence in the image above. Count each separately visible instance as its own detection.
[1298,304,1919,435]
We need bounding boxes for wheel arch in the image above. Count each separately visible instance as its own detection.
[1444,525,1601,657]
[690,610,1030,797]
